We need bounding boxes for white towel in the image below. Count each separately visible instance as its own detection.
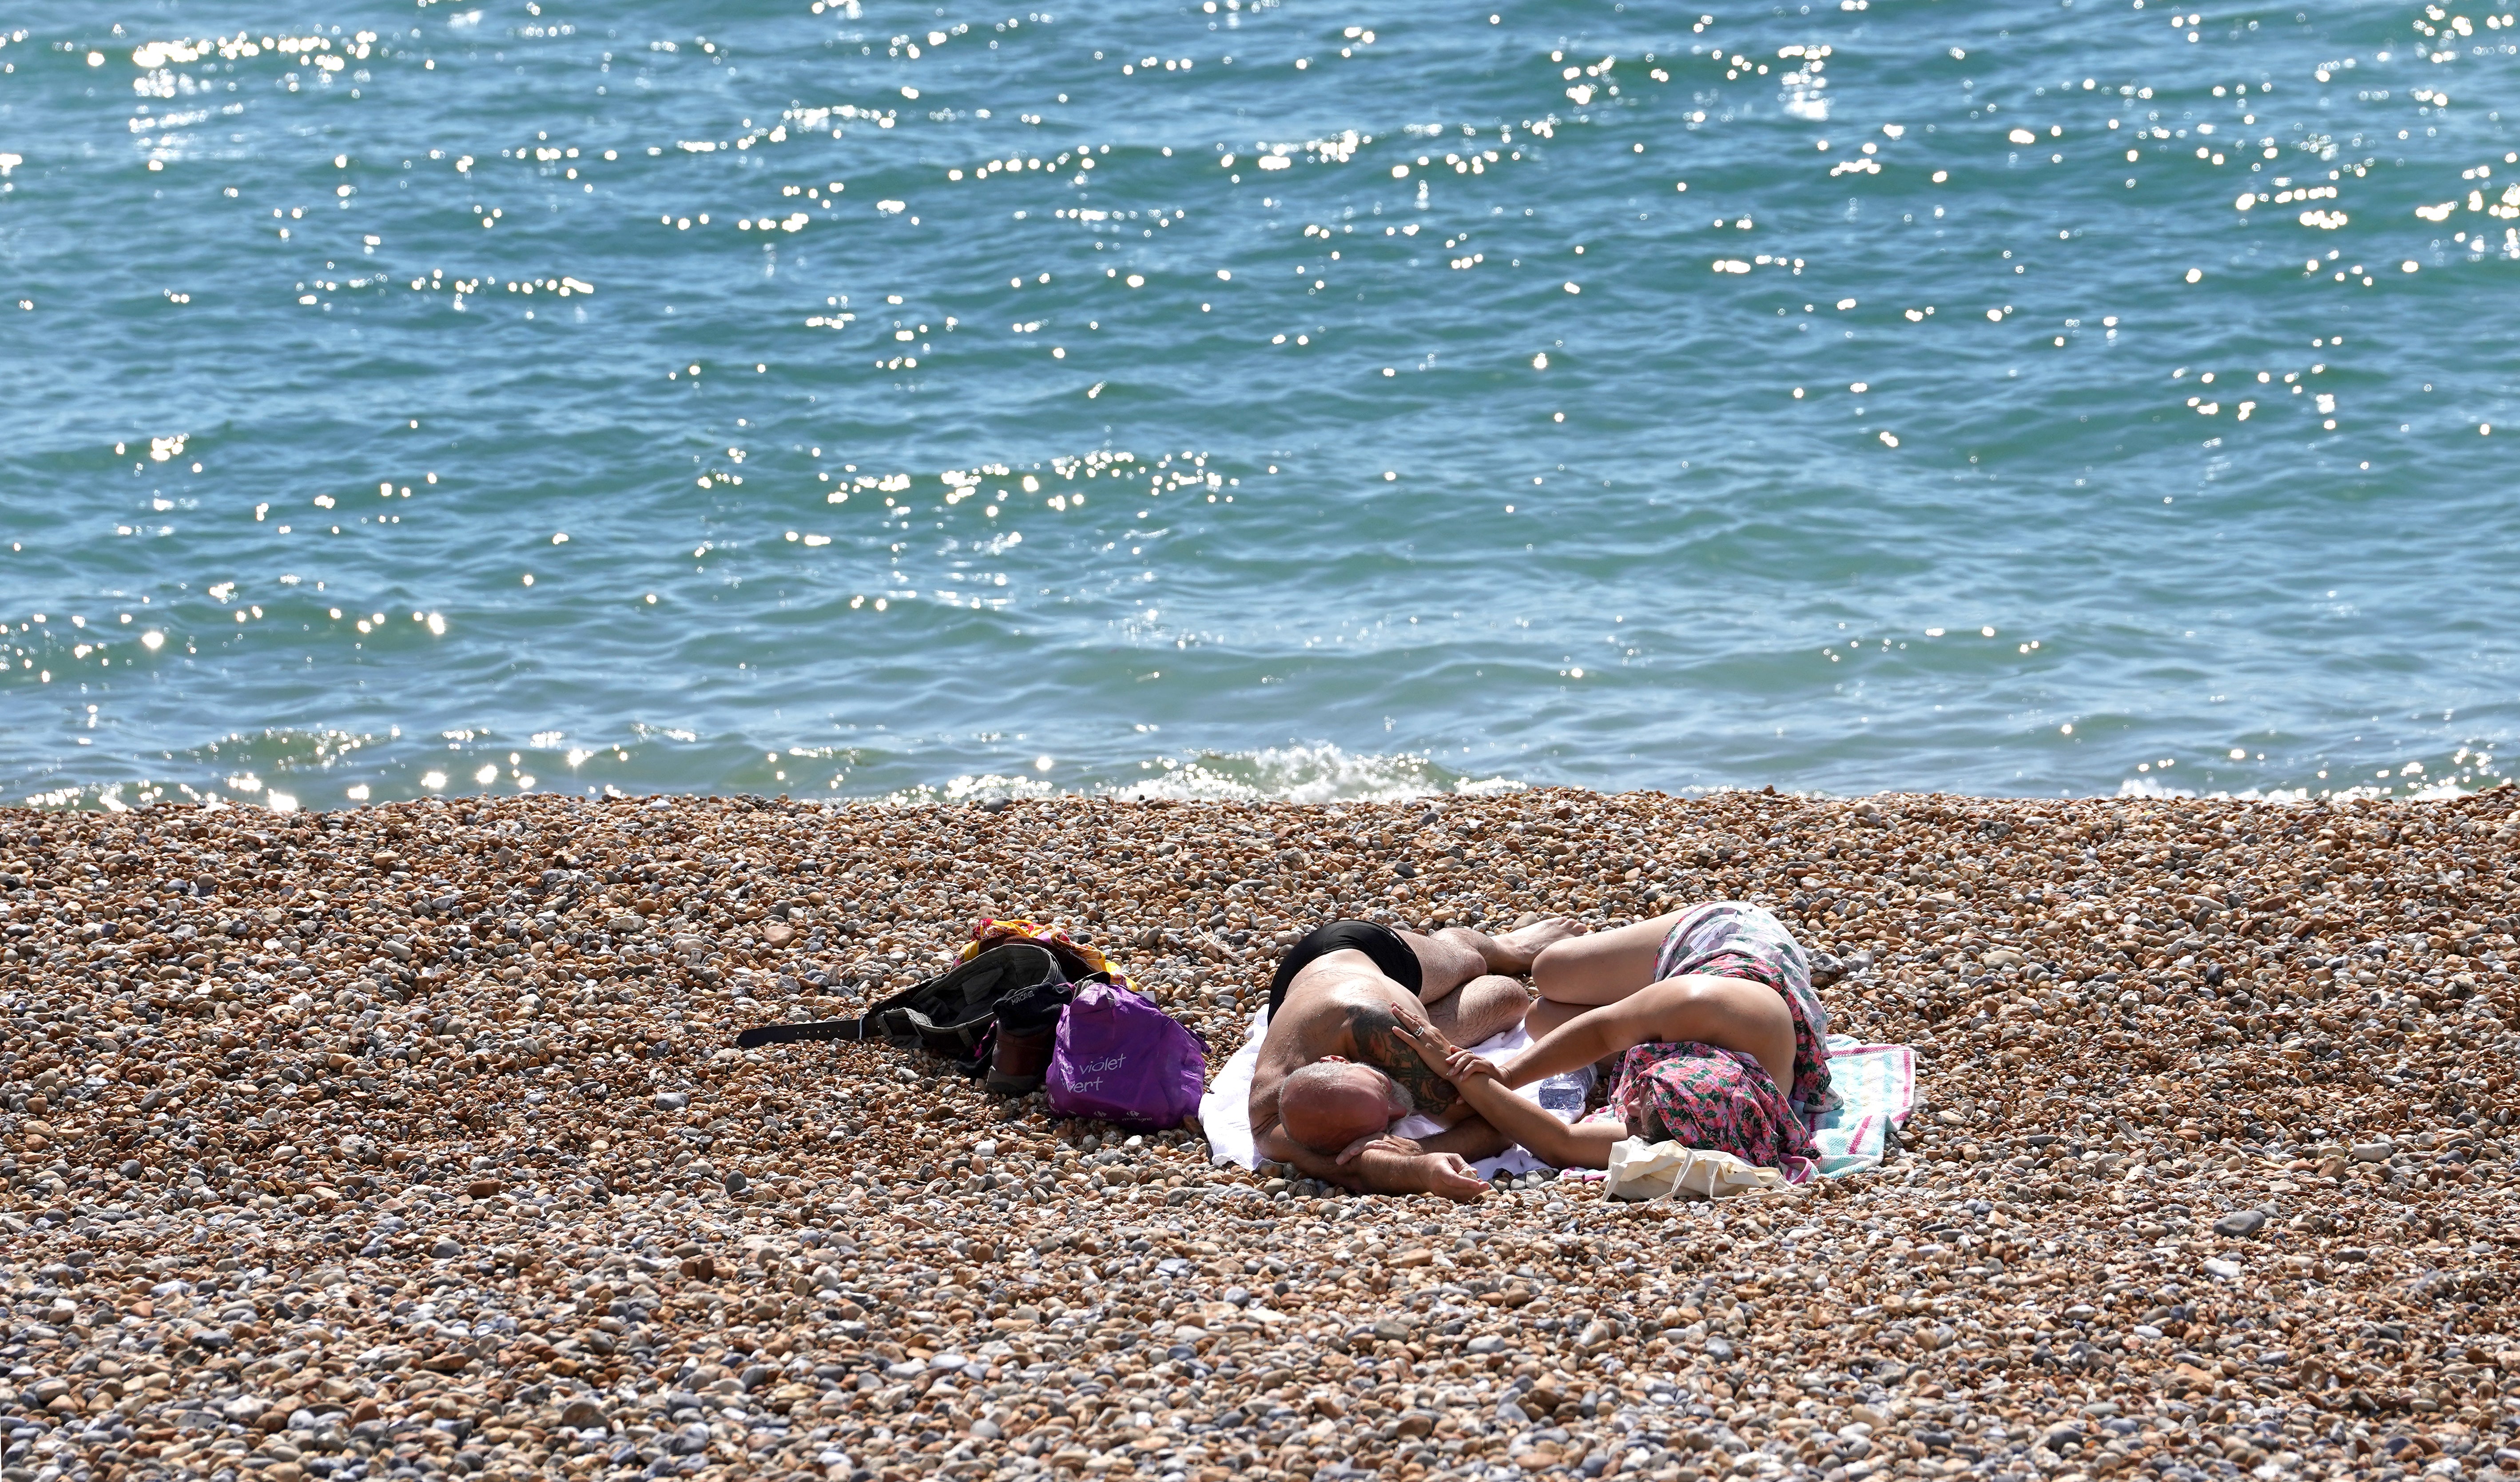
[1199,1007,1558,1181]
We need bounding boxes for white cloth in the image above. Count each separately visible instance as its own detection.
[1199,1007,1557,1180]
[1601,1137,1791,1201]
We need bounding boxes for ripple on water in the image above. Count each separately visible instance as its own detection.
[2,0,2517,806]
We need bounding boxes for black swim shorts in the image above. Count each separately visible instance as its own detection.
[1265,920,1423,1019]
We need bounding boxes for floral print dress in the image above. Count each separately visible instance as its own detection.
[1606,901,1835,1178]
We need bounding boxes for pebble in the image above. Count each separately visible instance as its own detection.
[0,787,2512,1482]
[2212,1208,2269,1237]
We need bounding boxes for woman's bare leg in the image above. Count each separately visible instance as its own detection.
[1498,974,1794,1093]
[1528,909,1691,1008]
[1523,995,1593,1040]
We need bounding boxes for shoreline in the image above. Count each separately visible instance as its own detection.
[0,789,2513,1481]
[16,769,2503,817]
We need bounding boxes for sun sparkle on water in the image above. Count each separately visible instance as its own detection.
[0,0,2515,809]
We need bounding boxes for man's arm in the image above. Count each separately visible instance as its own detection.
[1255,1120,1411,1192]
[1324,1115,1512,1174]
[1254,1121,1487,1200]
[1409,1113,1512,1163]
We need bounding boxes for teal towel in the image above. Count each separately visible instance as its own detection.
[1809,1036,1918,1178]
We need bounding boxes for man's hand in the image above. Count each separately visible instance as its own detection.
[1332,1131,1425,1166]
[1414,1152,1491,1202]
[1261,1120,1500,1199]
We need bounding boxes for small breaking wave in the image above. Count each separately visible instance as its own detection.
[1110,744,1524,804]
[886,744,1526,806]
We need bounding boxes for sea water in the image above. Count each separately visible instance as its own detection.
[2,0,2514,809]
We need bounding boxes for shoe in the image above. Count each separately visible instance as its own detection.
[988,1024,1056,1094]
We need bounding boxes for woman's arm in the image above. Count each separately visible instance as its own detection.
[1442,1068,1626,1170]
[1497,973,1784,1088]
[1492,1007,1634,1089]
[1395,1022,1624,1171]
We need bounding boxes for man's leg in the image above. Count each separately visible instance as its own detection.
[1403,919,1584,1004]
[1422,974,1530,1047]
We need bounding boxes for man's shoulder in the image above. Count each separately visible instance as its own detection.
[1263,980,1382,1052]
[1277,964,1399,1017]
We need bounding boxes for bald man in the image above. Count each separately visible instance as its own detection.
[1248,916,1578,1199]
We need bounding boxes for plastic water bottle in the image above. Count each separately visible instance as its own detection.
[1536,1066,1593,1117]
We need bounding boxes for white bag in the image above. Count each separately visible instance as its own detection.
[1602,1137,1789,1202]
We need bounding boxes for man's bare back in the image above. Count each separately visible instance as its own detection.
[1247,917,1579,1199]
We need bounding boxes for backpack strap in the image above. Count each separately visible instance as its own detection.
[731,959,959,1049]
[734,1018,871,1048]
[731,1004,961,1050]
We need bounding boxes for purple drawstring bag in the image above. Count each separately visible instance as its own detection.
[1045,981,1207,1130]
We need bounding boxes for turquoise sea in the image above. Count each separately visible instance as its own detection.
[2,0,2516,809]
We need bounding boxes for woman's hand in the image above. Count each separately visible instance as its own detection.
[1396,1018,1505,1084]
[1391,1018,1461,1075]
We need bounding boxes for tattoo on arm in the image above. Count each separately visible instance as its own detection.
[1351,1005,1462,1120]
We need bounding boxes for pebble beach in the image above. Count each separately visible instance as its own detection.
[0,787,2515,1482]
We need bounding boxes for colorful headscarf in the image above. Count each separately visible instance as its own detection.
[962,917,1133,992]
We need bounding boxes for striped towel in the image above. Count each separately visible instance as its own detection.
[1809,1035,1918,1178]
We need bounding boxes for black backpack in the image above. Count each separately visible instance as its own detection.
[734,942,1079,1068]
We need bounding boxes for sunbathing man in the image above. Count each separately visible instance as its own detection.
[1248,916,1578,1199]
[1372,902,1836,1175]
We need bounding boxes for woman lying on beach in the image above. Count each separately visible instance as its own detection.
[1375,902,1836,1173]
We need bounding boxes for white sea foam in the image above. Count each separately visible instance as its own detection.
[906,772,1062,805]
[2118,777,2341,805]
[874,744,1522,807]
[1112,744,1522,804]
